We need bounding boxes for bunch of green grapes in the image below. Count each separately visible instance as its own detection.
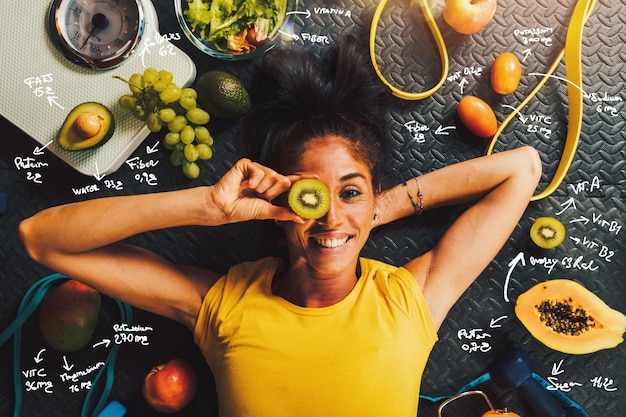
[116,68,214,179]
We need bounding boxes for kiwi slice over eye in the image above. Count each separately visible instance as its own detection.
[288,179,331,219]
[530,216,566,249]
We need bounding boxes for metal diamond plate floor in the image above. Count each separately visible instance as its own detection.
[1,0,624,416]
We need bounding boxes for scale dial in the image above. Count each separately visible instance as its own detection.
[49,0,145,69]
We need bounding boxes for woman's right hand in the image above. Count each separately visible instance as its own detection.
[208,158,306,224]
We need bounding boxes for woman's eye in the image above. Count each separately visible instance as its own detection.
[340,188,362,199]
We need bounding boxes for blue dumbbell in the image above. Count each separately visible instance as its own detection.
[489,348,584,417]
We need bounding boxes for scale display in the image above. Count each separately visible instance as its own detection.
[49,0,145,69]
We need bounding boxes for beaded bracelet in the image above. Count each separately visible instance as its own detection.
[402,177,424,215]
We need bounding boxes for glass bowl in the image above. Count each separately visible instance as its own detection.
[175,0,298,61]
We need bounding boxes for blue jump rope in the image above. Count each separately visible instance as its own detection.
[1,274,590,417]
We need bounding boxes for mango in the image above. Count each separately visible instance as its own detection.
[39,279,101,353]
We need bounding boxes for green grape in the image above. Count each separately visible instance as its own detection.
[175,142,185,152]
[128,73,144,94]
[143,97,159,113]
[169,102,186,116]
[170,150,185,166]
[118,94,137,110]
[194,127,213,145]
[159,108,177,123]
[133,105,147,120]
[146,112,163,133]
[183,144,199,161]
[180,125,195,144]
[182,161,200,179]
[186,108,210,125]
[160,84,182,104]
[158,70,174,85]
[181,88,197,99]
[179,95,197,110]
[143,67,159,85]
[167,115,187,132]
[196,143,213,160]
[153,80,167,93]
[164,132,181,146]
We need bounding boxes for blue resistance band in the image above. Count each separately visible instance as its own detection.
[0,273,133,417]
[419,371,591,417]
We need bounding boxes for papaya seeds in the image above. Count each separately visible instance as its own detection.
[39,280,101,353]
[515,279,626,354]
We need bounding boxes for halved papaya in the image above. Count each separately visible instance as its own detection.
[515,279,626,354]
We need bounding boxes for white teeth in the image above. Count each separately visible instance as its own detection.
[315,237,349,248]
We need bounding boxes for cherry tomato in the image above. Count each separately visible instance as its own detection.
[491,52,522,95]
[457,96,498,138]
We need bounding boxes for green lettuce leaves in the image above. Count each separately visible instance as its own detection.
[184,0,288,52]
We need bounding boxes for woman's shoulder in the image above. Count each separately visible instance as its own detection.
[360,257,412,280]
[218,256,284,291]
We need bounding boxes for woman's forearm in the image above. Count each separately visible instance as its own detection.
[19,186,217,261]
[378,146,541,225]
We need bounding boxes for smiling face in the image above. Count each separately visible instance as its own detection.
[280,135,378,279]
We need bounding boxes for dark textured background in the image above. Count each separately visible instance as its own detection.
[1,0,625,416]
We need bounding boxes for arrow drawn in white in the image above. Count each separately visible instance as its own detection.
[556,197,576,215]
[501,105,528,124]
[490,316,508,328]
[47,96,64,109]
[146,141,159,155]
[93,162,105,181]
[435,125,456,135]
[528,72,590,98]
[286,9,311,18]
[93,339,112,349]
[459,78,469,94]
[504,252,526,303]
[551,359,565,376]
[62,356,74,372]
[33,140,53,156]
[34,348,46,364]
[278,30,299,41]
[570,216,589,225]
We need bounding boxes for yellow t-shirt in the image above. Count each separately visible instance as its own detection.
[194,257,438,417]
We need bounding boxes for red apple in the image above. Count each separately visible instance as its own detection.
[443,0,497,35]
[142,358,198,413]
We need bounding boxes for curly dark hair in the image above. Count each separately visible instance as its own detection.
[237,37,391,191]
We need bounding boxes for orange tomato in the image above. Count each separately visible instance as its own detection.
[482,409,521,417]
[491,52,522,95]
[457,96,498,138]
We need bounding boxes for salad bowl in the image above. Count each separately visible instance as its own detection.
[175,0,298,60]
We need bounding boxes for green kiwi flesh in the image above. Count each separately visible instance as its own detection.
[288,179,331,219]
[530,217,566,249]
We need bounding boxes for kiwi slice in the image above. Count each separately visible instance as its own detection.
[530,217,566,249]
[288,179,331,219]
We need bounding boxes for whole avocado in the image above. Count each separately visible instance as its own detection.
[39,280,101,353]
[196,71,250,119]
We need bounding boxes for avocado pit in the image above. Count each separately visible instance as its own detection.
[74,112,103,138]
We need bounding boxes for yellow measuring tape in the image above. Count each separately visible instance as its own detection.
[370,0,596,200]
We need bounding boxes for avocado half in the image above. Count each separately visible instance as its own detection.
[57,102,115,151]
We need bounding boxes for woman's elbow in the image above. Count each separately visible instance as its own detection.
[19,216,46,263]
[520,145,542,185]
